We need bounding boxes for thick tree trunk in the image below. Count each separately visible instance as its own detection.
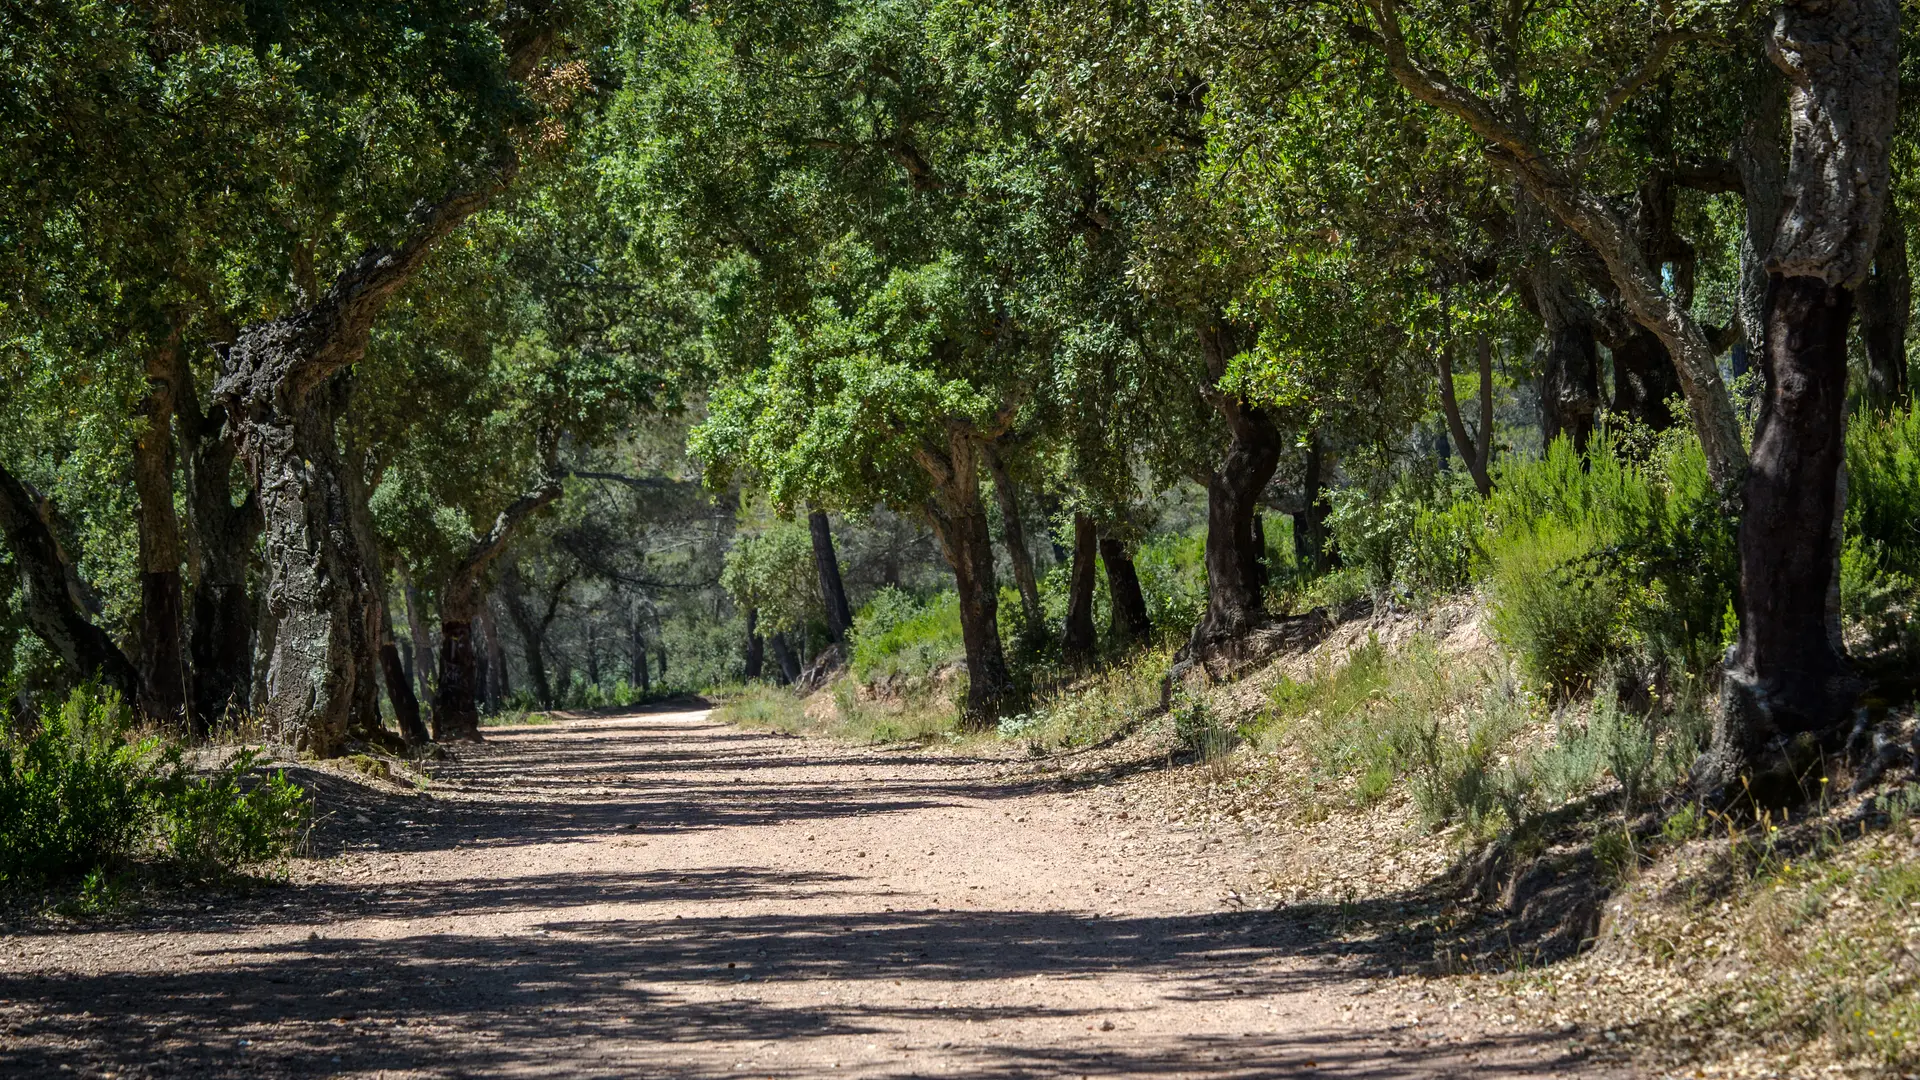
[1061,514,1099,663]
[433,620,481,741]
[769,632,800,684]
[0,463,139,697]
[1100,533,1152,644]
[1737,68,1789,367]
[337,401,388,743]
[744,606,764,679]
[132,336,188,727]
[1706,0,1899,791]
[984,444,1045,638]
[808,510,854,644]
[213,189,497,756]
[916,423,1015,725]
[178,379,259,733]
[1530,257,1602,453]
[1293,435,1336,573]
[1194,320,1284,647]
[1862,208,1911,409]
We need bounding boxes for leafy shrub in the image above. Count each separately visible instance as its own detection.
[0,684,308,884]
[1487,521,1623,698]
[1172,691,1235,760]
[1848,402,1920,581]
[1133,530,1207,637]
[1326,464,1482,599]
[1000,648,1171,751]
[848,587,965,680]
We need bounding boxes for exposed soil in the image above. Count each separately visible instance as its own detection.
[0,706,1627,1078]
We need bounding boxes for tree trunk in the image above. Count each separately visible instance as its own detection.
[585,622,600,688]
[0,463,139,697]
[132,334,189,728]
[1611,328,1684,430]
[336,397,388,743]
[1293,435,1336,573]
[1436,334,1495,497]
[1530,256,1602,453]
[500,562,556,710]
[1736,67,1789,368]
[1862,207,1911,409]
[1707,0,1899,790]
[379,639,428,747]
[984,444,1045,639]
[769,632,800,684]
[808,509,854,644]
[744,606,764,679]
[629,604,651,693]
[177,363,259,734]
[1194,320,1284,647]
[1061,513,1099,663]
[1100,533,1152,644]
[401,570,435,708]
[916,422,1015,725]
[213,189,497,756]
[431,472,561,741]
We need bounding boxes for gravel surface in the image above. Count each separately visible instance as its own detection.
[0,706,1623,1078]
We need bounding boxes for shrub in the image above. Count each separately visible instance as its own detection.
[1487,520,1623,698]
[1134,530,1207,637]
[848,587,966,680]
[0,684,308,884]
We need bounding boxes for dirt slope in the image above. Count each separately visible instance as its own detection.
[0,707,1622,1078]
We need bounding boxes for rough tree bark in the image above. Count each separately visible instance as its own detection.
[1706,0,1900,790]
[1529,255,1603,453]
[1100,533,1153,644]
[1192,319,1284,649]
[131,331,189,727]
[808,510,854,645]
[213,187,498,756]
[400,566,435,709]
[1061,513,1099,663]
[915,420,1015,725]
[174,350,260,733]
[432,472,563,742]
[1862,205,1911,409]
[769,632,800,684]
[983,443,1045,640]
[0,463,139,697]
[1436,332,1496,498]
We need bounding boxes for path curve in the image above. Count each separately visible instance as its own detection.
[0,708,1613,1078]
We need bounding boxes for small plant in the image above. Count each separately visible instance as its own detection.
[1592,827,1636,884]
[1660,802,1706,845]
[156,750,309,875]
[1172,693,1235,761]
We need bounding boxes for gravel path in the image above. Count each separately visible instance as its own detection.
[0,707,1615,1078]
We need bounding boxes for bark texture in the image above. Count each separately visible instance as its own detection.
[214,190,493,755]
[0,464,139,697]
[176,357,259,733]
[1193,320,1284,648]
[1100,533,1153,644]
[1529,258,1602,453]
[1061,514,1098,663]
[808,510,853,644]
[916,422,1015,725]
[1708,0,1900,791]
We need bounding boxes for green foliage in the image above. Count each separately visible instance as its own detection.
[0,685,307,884]
[997,648,1171,751]
[1171,691,1236,761]
[1487,521,1625,698]
[847,588,966,681]
[721,523,822,637]
[1133,530,1208,637]
[1326,465,1483,597]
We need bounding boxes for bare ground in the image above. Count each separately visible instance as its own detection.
[0,706,1626,1079]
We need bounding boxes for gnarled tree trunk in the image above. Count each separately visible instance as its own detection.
[1061,513,1098,663]
[214,189,493,755]
[1529,256,1602,453]
[1707,0,1899,790]
[769,632,800,684]
[0,463,139,697]
[175,351,260,734]
[1193,319,1284,649]
[916,421,1015,725]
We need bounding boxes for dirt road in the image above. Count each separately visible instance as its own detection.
[0,707,1611,1078]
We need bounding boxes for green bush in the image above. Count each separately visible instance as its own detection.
[1134,530,1207,636]
[1326,464,1482,599]
[848,587,966,680]
[0,684,308,884]
[1487,520,1623,697]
